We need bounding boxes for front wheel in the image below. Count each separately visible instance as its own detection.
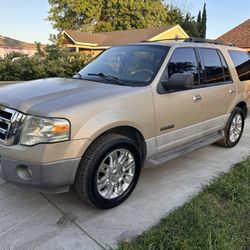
[74,134,141,209]
[217,107,245,148]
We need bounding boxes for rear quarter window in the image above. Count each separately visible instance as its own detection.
[229,50,250,81]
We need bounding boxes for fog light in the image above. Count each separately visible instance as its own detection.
[16,165,32,181]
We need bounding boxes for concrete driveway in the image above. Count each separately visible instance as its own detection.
[1,118,250,250]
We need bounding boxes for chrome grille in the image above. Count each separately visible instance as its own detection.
[0,106,26,146]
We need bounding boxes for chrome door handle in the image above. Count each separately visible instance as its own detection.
[193,95,203,102]
[229,89,236,94]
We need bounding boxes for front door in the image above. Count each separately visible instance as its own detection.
[153,47,206,154]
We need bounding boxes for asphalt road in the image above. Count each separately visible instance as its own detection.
[0,118,250,250]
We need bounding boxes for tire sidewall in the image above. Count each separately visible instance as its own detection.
[87,138,141,209]
[226,108,245,147]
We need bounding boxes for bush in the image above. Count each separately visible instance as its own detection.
[0,44,93,81]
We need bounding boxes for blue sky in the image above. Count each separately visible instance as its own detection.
[0,0,249,44]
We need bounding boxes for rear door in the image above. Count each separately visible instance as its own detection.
[198,48,238,135]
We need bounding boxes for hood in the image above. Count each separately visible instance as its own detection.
[0,78,132,116]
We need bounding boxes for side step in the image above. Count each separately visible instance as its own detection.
[146,131,224,167]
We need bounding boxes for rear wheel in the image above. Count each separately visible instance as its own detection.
[217,107,245,148]
[74,133,141,209]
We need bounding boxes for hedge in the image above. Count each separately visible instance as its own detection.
[0,44,93,81]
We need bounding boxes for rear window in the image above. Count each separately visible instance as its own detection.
[229,50,250,81]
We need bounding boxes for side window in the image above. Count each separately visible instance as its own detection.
[199,48,225,84]
[218,51,232,82]
[168,47,200,85]
[229,50,250,81]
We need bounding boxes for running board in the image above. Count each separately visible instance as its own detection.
[146,131,224,167]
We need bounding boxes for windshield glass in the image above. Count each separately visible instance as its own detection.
[78,45,169,86]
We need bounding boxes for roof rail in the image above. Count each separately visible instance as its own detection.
[184,37,235,46]
[141,37,186,43]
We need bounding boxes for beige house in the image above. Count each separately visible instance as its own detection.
[62,25,189,56]
[0,35,40,57]
[218,19,250,52]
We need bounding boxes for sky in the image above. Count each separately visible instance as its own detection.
[0,0,249,44]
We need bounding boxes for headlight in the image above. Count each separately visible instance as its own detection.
[20,116,70,146]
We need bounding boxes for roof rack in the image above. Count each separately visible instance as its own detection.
[184,37,235,46]
[141,37,186,43]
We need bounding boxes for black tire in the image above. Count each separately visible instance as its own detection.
[74,133,141,209]
[217,107,245,148]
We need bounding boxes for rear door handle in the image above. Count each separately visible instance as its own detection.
[193,95,203,102]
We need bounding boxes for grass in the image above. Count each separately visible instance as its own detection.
[118,158,250,250]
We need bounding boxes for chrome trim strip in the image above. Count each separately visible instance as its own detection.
[0,105,26,146]
[0,128,7,135]
[0,117,11,124]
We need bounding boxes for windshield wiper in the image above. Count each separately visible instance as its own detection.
[87,73,125,86]
[72,72,84,79]
[76,72,83,78]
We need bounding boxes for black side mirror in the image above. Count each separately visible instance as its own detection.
[161,73,194,90]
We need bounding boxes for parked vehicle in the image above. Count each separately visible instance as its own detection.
[0,38,250,208]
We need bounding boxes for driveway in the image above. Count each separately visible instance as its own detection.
[1,118,250,250]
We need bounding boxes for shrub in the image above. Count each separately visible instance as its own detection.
[0,44,93,81]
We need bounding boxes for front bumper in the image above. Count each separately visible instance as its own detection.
[0,156,81,193]
[0,139,92,193]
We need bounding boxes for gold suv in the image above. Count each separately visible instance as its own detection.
[0,38,250,208]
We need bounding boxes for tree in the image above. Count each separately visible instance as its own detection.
[47,0,103,32]
[165,5,200,37]
[196,10,201,36]
[180,13,200,37]
[200,3,207,38]
[165,2,207,38]
[48,0,169,32]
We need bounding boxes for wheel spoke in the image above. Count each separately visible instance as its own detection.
[97,176,109,190]
[98,163,109,174]
[105,182,114,199]
[116,183,124,195]
[123,160,135,172]
[118,150,128,164]
[123,170,133,180]
[109,151,118,169]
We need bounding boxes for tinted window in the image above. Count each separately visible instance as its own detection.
[79,45,169,86]
[218,51,232,82]
[200,48,225,84]
[168,47,200,85]
[229,50,250,81]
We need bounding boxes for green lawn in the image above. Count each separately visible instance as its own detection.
[119,158,250,250]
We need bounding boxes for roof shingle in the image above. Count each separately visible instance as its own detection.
[0,35,38,50]
[217,19,250,48]
[64,26,174,46]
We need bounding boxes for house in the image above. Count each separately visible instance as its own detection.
[62,25,189,56]
[0,35,40,57]
[217,19,250,52]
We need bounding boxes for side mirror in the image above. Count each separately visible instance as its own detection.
[161,73,194,90]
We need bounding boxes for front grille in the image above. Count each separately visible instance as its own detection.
[0,107,14,143]
[0,105,26,146]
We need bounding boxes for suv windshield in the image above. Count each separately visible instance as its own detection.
[78,45,169,86]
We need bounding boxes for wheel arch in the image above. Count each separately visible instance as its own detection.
[235,101,248,118]
[83,125,147,163]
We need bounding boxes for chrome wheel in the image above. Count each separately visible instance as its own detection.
[229,114,243,143]
[96,149,135,199]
